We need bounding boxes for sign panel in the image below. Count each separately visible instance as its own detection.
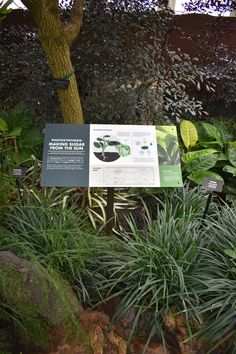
[41,124,183,188]
[203,178,224,192]
[41,124,90,187]
[12,166,27,178]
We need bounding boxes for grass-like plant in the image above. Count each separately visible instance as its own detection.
[196,202,236,352]
[0,189,113,301]
[97,200,210,351]
[139,184,214,223]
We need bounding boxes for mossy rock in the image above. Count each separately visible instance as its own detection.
[0,251,84,351]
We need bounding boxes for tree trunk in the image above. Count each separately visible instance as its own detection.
[22,0,84,124]
[38,28,84,124]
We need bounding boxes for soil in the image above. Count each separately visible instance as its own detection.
[94,152,120,162]
[29,300,229,354]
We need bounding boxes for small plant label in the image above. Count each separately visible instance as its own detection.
[12,166,27,178]
[203,178,224,193]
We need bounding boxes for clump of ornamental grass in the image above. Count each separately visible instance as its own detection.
[97,200,211,351]
[141,184,214,223]
[196,202,236,353]
[0,189,113,302]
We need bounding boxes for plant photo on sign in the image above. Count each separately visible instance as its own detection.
[156,126,180,165]
[93,135,130,162]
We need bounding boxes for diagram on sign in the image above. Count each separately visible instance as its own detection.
[93,135,131,162]
[41,123,183,187]
[134,138,156,158]
[89,124,160,187]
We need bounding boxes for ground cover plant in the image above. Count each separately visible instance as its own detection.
[0,177,236,353]
[0,187,113,302]
[94,187,215,351]
[196,202,236,353]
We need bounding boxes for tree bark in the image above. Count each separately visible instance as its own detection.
[21,0,84,124]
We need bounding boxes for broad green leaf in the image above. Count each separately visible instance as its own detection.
[165,134,177,148]
[213,120,234,143]
[228,144,236,167]
[21,128,43,147]
[156,126,176,136]
[188,171,223,185]
[94,142,103,149]
[197,141,223,148]
[217,152,228,161]
[167,141,177,157]
[7,127,22,136]
[185,153,218,173]
[223,165,236,176]
[157,144,168,158]
[0,118,8,132]
[180,120,198,150]
[224,249,236,260]
[199,122,223,145]
[108,141,121,146]
[182,149,218,164]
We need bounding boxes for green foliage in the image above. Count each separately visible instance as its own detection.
[180,120,198,150]
[0,104,43,172]
[0,0,13,21]
[85,188,138,230]
[0,172,16,215]
[196,203,236,352]
[154,184,212,220]
[0,1,213,124]
[179,119,236,200]
[156,126,180,166]
[97,188,212,350]
[0,187,113,301]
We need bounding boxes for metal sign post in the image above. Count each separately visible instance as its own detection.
[12,166,27,204]
[202,178,224,220]
[106,187,115,234]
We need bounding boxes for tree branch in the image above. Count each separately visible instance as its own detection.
[21,0,59,16]
[64,0,84,47]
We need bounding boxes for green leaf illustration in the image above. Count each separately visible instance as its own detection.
[188,171,223,185]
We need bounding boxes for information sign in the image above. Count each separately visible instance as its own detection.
[41,124,183,188]
[12,166,27,178]
[203,178,224,193]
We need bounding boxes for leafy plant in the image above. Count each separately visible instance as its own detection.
[0,103,43,172]
[0,189,113,301]
[97,194,210,350]
[93,135,121,161]
[0,0,13,21]
[156,126,181,166]
[196,203,236,352]
[180,120,198,151]
[179,119,236,200]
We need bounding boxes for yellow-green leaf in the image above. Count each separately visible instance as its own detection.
[0,118,8,132]
[180,120,198,150]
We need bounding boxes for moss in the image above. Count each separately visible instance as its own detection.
[0,252,84,351]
